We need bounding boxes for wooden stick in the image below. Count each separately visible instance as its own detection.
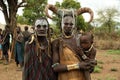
[11,28,16,59]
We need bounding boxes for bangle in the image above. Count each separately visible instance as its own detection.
[52,63,59,68]
[82,54,88,60]
[67,63,79,71]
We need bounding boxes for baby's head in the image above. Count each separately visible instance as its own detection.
[80,32,94,51]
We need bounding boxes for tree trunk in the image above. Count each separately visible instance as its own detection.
[9,11,17,59]
[10,12,17,32]
[0,0,26,59]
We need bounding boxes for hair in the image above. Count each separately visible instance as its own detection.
[34,17,51,57]
[34,17,49,28]
[0,28,2,31]
[81,32,94,42]
[16,26,21,32]
[24,26,28,31]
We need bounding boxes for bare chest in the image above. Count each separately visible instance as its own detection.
[62,37,77,50]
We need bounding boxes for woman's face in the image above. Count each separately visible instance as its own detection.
[63,16,74,36]
[35,19,48,36]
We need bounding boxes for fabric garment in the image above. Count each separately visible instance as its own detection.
[15,42,24,65]
[23,41,56,80]
[0,44,2,49]
[0,34,2,49]
[2,33,10,61]
[58,45,85,80]
[22,31,31,43]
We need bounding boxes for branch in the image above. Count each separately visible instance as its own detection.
[0,6,3,11]
[0,8,3,11]
[0,0,2,7]
[17,1,26,9]
[18,5,27,7]
[0,0,6,9]
[17,0,45,8]
[0,0,9,24]
[18,2,25,7]
[0,7,3,11]
[17,0,45,9]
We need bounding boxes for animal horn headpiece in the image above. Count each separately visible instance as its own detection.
[45,4,94,23]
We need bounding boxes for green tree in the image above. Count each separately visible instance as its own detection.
[17,15,28,24]
[18,0,47,25]
[96,7,120,33]
[0,0,26,32]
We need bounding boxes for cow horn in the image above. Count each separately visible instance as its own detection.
[76,7,94,23]
[45,4,58,19]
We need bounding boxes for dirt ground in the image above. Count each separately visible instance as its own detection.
[0,49,120,80]
[91,50,120,80]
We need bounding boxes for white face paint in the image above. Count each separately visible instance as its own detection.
[61,9,76,37]
[62,16,75,29]
[35,19,48,30]
[61,16,75,36]
[34,18,49,36]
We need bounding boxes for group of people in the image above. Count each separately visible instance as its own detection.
[0,25,11,65]
[0,4,97,80]
[14,26,31,69]
[22,4,97,80]
[0,25,31,68]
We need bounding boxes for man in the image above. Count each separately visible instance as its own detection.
[45,4,96,80]
[23,17,56,80]
[22,26,31,43]
[2,25,10,65]
[0,28,3,59]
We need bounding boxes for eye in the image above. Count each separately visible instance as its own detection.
[64,23,69,25]
[37,25,41,28]
[43,25,47,28]
[64,23,73,26]
[70,23,73,26]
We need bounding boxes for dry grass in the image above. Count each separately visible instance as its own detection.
[94,37,120,50]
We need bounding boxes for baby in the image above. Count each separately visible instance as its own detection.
[77,32,97,80]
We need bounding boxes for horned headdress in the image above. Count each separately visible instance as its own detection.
[45,4,93,22]
[45,4,94,37]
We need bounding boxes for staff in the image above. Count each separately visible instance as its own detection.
[11,27,17,59]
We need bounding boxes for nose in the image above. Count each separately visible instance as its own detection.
[40,26,44,30]
[67,26,72,30]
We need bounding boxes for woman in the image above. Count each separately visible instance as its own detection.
[14,26,24,70]
[23,17,56,80]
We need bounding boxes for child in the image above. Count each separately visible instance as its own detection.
[77,32,97,80]
[80,32,96,61]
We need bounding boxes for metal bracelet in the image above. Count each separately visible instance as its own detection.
[52,63,59,68]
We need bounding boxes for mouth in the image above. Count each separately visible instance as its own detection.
[37,30,46,35]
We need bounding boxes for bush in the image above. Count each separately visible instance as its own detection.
[107,50,120,55]
[93,65,102,73]
[94,37,120,50]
